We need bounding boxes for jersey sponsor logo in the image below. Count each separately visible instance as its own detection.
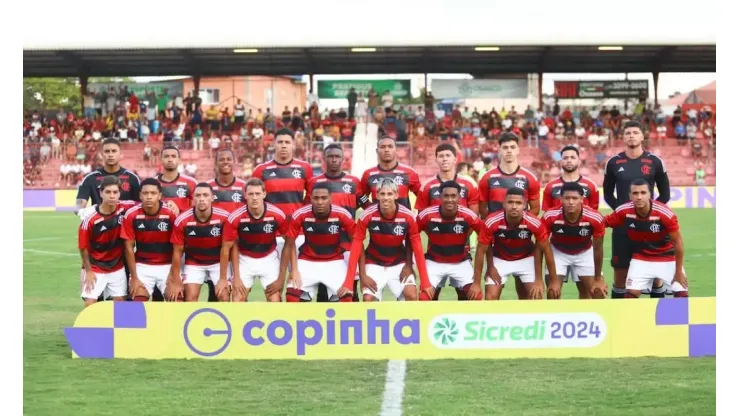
[498,232,506,237]
[328,225,340,235]
[269,172,277,177]
[433,190,440,196]
[243,226,250,231]
[432,227,440,232]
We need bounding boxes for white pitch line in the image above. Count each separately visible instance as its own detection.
[379,360,407,416]
[23,248,77,257]
[23,237,65,243]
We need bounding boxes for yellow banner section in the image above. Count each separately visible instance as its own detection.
[65,298,715,360]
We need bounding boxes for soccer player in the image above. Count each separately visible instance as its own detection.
[166,183,232,302]
[542,182,607,299]
[307,143,368,301]
[283,183,356,302]
[223,178,290,302]
[78,176,137,307]
[121,178,178,301]
[603,179,688,298]
[360,136,421,210]
[156,146,197,215]
[473,188,557,300]
[542,145,600,212]
[417,181,483,301]
[603,120,671,298]
[345,178,430,302]
[415,143,480,213]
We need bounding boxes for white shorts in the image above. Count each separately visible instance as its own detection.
[344,251,360,281]
[276,235,306,263]
[553,247,594,280]
[239,251,280,289]
[485,256,536,286]
[288,259,346,300]
[183,263,231,285]
[135,263,170,296]
[362,263,416,301]
[427,259,474,289]
[627,259,688,292]
[80,268,127,299]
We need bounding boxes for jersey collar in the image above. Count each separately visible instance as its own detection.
[497,165,521,176]
[273,158,294,166]
[248,202,267,221]
[379,203,399,220]
[214,176,236,188]
[438,205,459,221]
[562,207,583,224]
[194,207,213,223]
[377,162,399,172]
[158,173,180,184]
[324,172,345,180]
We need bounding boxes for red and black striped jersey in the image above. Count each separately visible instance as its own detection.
[287,204,355,262]
[354,203,418,267]
[542,176,600,212]
[224,203,289,258]
[252,158,314,217]
[121,203,177,265]
[542,207,605,255]
[417,205,482,264]
[78,201,137,273]
[478,166,540,213]
[415,174,480,211]
[306,172,368,219]
[360,163,421,210]
[479,211,547,261]
[171,207,230,265]
[156,173,197,213]
[208,177,247,214]
[604,201,679,261]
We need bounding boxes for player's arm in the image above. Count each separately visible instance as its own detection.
[527,179,541,216]
[535,226,558,299]
[75,175,93,215]
[167,221,186,301]
[589,183,601,210]
[467,186,480,215]
[478,175,489,218]
[78,222,96,291]
[603,209,625,228]
[414,185,428,211]
[593,235,605,284]
[666,213,687,289]
[473,223,494,285]
[603,161,618,210]
[408,221,430,290]
[541,184,553,212]
[284,216,302,285]
[221,218,238,284]
[120,212,139,281]
[129,173,141,202]
[655,160,671,204]
[344,219,367,289]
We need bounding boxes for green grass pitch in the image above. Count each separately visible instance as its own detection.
[23,209,716,415]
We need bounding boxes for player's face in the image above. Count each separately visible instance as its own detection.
[560,150,580,173]
[623,127,644,149]
[161,149,180,171]
[561,191,583,214]
[504,195,525,219]
[275,134,294,160]
[499,141,519,164]
[630,184,651,209]
[217,151,233,175]
[311,189,331,215]
[377,186,398,211]
[140,184,161,210]
[441,187,460,211]
[377,139,396,164]
[436,150,456,173]
[245,185,265,209]
[102,144,121,167]
[324,148,343,173]
[100,184,120,206]
[193,187,214,212]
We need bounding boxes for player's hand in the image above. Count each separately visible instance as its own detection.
[361,275,378,294]
[214,279,230,298]
[289,270,302,290]
[337,286,353,298]
[466,283,483,300]
[422,285,436,300]
[529,280,545,300]
[165,275,183,302]
[672,270,689,290]
[83,271,97,293]
[232,276,249,298]
[165,200,180,216]
[591,279,608,298]
[128,275,143,297]
[487,268,503,285]
[400,265,415,281]
[547,275,562,300]
[264,278,284,298]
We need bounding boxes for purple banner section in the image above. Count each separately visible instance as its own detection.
[23,190,55,208]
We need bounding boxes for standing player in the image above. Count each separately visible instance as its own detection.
[473,188,558,300]
[415,143,480,213]
[78,176,136,307]
[166,183,231,302]
[223,179,290,302]
[307,144,369,301]
[121,178,178,301]
[156,145,197,215]
[542,146,600,211]
[603,179,688,298]
[603,120,671,298]
[417,181,483,301]
[542,182,607,299]
[283,183,356,302]
[345,178,430,302]
[360,136,421,210]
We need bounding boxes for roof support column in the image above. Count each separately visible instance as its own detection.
[537,72,543,111]
[652,71,659,108]
[80,75,88,116]
[194,75,201,93]
[309,74,314,93]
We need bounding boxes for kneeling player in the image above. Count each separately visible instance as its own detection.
[78,176,136,307]
[345,178,430,301]
[473,188,558,300]
[122,178,178,301]
[167,183,232,302]
[604,179,688,298]
[417,181,482,301]
[542,182,608,299]
[223,179,290,302]
[284,183,356,302]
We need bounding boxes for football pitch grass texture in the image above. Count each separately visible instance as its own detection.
[23,210,716,415]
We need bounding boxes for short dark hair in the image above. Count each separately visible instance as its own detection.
[102,138,121,148]
[140,177,162,192]
[324,143,343,154]
[560,145,579,157]
[275,128,295,139]
[311,182,331,193]
[245,178,265,191]
[630,178,650,188]
[161,145,180,156]
[99,175,121,191]
[622,120,643,133]
[216,149,235,160]
[440,180,461,194]
[505,187,525,198]
[498,132,519,145]
[561,181,584,196]
[377,135,396,146]
[435,143,457,156]
[195,182,214,193]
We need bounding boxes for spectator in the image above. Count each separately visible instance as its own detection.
[193,127,204,151]
[185,162,197,177]
[694,162,706,185]
[355,93,368,123]
[381,90,393,110]
[208,134,220,158]
[656,122,667,147]
[347,88,357,120]
[675,122,687,144]
[39,141,50,166]
[686,121,698,141]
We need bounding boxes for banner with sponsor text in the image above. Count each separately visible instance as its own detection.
[316,80,411,99]
[65,298,715,360]
[431,79,529,99]
[554,80,649,99]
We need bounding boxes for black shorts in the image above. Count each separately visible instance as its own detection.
[611,226,633,269]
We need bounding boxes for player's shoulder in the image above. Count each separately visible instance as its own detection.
[174,209,195,226]
[80,208,101,229]
[212,207,231,220]
[478,167,496,180]
[651,201,675,217]
[418,205,438,220]
[265,203,287,219]
[457,175,478,189]
[233,177,248,186]
[178,173,198,184]
[523,212,543,227]
[292,204,313,219]
[644,151,667,168]
[579,176,599,188]
[124,203,143,217]
[227,205,248,222]
[205,177,218,186]
[457,205,478,220]
[398,204,416,219]
[605,153,625,168]
[360,203,380,220]
[122,168,140,182]
[485,210,506,227]
[331,204,354,219]
[582,206,604,223]
[543,177,561,189]
[420,176,439,190]
[80,169,102,184]
[519,166,539,181]
[397,162,418,174]
[542,208,562,221]
[615,202,635,213]
[253,160,274,171]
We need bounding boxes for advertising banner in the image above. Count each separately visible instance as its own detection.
[88,81,185,99]
[65,298,715,360]
[554,80,649,99]
[317,80,411,99]
[431,79,529,99]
